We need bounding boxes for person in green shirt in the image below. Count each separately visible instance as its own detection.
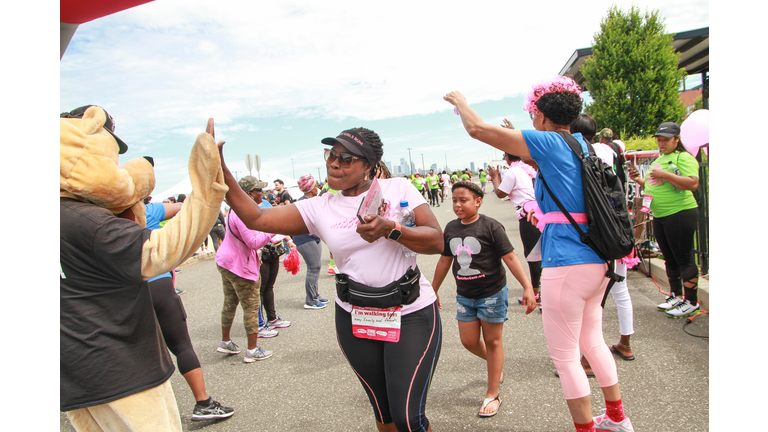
[425,169,441,207]
[412,172,426,198]
[479,168,488,191]
[460,171,470,182]
[451,172,459,184]
[628,121,701,319]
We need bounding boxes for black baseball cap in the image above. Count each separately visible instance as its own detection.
[61,105,128,154]
[653,122,681,138]
[321,130,378,168]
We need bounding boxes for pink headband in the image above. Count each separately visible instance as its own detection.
[523,76,582,115]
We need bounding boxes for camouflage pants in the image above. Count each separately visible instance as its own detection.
[217,264,261,334]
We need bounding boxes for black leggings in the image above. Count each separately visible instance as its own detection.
[428,188,439,204]
[259,257,280,322]
[518,216,542,288]
[653,207,699,297]
[336,302,442,432]
[149,276,201,375]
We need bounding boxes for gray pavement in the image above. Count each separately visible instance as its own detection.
[61,184,709,431]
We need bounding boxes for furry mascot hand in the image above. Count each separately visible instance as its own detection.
[140,119,228,280]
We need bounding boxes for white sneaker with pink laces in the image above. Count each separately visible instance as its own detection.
[593,412,634,432]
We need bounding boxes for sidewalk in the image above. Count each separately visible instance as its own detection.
[647,257,709,311]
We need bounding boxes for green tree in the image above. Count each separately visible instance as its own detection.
[581,6,687,137]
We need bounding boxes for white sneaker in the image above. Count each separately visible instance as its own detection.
[666,300,699,319]
[657,295,684,311]
[258,326,279,338]
[594,412,634,431]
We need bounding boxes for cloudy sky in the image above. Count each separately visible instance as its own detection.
[58,0,709,195]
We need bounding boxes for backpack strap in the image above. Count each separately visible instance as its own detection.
[226,212,246,244]
[537,131,590,237]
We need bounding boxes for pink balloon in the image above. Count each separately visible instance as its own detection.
[680,109,709,157]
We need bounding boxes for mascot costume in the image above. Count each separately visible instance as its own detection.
[60,105,227,431]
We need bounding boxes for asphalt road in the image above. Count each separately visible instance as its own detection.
[60,185,709,431]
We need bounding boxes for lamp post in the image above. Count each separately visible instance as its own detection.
[291,158,295,180]
[316,167,321,182]
[420,154,425,174]
[407,148,413,176]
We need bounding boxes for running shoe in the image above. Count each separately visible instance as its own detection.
[258,326,279,338]
[304,302,327,310]
[192,398,235,421]
[593,412,634,431]
[216,340,241,355]
[657,295,684,311]
[666,300,700,319]
[175,288,186,295]
[244,347,273,363]
[268,316,291,328]
[318,297,330,303]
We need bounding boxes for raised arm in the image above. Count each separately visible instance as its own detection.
[444,91,531,159]
[216,137,309,236]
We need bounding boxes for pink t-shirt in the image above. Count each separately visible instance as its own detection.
[294,177,436,315]
[498,165,535,220]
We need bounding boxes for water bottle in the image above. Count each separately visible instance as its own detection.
[397,201,418,258]
[667,161,683,193]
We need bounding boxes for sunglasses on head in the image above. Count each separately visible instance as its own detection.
[324,148,363,167]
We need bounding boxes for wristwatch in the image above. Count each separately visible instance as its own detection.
[387,221,403,241]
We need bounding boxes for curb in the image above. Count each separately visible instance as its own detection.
[177,250,216,268]
[646,257,709,312]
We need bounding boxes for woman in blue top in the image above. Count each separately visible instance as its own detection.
[445,76,634,432]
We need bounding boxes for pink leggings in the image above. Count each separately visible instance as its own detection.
[542,263,618,400]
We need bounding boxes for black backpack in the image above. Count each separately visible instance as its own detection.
[538,132,634,262]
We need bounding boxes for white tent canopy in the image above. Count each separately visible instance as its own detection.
[150,176,192,203]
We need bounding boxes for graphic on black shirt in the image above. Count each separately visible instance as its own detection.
[449,236,481,276]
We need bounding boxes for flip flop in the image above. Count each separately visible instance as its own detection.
[479,396,501,417]
[610,344,635,361]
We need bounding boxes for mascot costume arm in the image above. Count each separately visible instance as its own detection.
[140,120,228,280]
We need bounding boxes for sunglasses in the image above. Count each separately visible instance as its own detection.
[324,148,363,167]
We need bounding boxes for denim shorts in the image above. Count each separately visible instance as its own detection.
[455,286,509,323]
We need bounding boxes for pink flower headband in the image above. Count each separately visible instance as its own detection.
[523,76,582,115]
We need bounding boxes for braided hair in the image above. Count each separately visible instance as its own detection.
[343,127,383,179]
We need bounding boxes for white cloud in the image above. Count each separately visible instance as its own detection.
[61,0,708,191]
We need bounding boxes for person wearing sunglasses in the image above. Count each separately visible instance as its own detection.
[218,128,444,432]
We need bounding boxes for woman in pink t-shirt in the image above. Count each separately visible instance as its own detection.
[219,127,444,432]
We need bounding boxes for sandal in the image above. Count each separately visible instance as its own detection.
[610,344,635,361]
[479,396,501,417]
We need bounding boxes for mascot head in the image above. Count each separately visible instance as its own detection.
[60,105,155,226]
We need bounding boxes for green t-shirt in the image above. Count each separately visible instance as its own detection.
[479,171,487,182]
[643,150,699,218]
[426,175,439,189]
[460,174,470,181]
[412,177,424,190]
[451,174,459,183]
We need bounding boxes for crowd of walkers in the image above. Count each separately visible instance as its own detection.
[61,74,702,432]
